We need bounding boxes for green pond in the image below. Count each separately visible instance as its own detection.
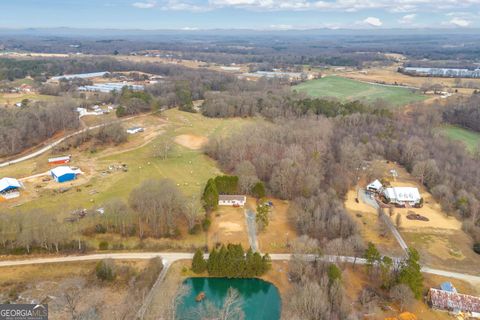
[176,277,281,320]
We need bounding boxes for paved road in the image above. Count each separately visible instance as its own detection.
[0,252,478,285]
[0,111,160,168]
[245,208,259,252]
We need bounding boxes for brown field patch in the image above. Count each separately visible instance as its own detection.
[174,134,208,150]
[252,197,298,253]
[208,205,250,249]
[339,65,480,95]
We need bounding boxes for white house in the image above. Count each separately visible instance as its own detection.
[218,195,247,207]
[366,179,383,193]
[126,127,144,134]
[383,187,421,206]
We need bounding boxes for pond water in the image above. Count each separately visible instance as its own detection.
[176,277,281,320]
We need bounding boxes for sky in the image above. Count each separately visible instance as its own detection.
[0,0,479,30]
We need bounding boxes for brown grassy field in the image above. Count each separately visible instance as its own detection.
[0,260,151,319]
[252,198,298,254]
[208,205,250,250]
[338,65,480,95]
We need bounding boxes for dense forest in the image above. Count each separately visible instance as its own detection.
[0,99,79,157]
[442,95,480,132]
[203,88,480,248]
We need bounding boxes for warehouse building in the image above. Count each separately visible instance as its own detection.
[50,166,78,183]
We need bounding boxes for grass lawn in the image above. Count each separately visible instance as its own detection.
[0,93,57,105]
[439,125,480,153]
[0,109,254,217]
[293,76,427,107]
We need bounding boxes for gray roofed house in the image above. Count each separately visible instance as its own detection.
[218,195,247,206]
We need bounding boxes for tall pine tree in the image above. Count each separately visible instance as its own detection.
[192,249,207,274]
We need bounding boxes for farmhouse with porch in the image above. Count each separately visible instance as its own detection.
[218,195,247,207]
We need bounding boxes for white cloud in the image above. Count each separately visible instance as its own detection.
[398,13,416,24]
[181,26,199,30]
[132,0,157,9]
[204,0,480,12]
[363,16,383,27]
[269,24,294,29]
[449,17,470,27]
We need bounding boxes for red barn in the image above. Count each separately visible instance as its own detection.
[48,155,71,165]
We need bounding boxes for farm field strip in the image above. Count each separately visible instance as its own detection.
[293,76,427,106]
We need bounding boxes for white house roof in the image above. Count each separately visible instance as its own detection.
[367,179,383,190]
[50,166,76,177]
[219,195,246,202]
[0,178,22,192]
[384,187,421,202]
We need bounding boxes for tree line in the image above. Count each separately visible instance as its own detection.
[0,178,204,254]
[0,99,79,157]
[191,244,271,278]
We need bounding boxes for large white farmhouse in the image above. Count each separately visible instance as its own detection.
[383,187,421,207]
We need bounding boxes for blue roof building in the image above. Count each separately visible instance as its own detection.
[440,282,457,293]
[50,166,77,183]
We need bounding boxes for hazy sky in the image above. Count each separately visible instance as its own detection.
[1,0,479,30]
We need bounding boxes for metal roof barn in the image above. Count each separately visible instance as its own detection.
[0,178,22,193]
[50,166,77,183]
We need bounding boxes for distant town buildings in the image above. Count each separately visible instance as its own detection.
[78,82,144,93]
[50,71,109,82]
[401,67,480,79]
[238,70,315,82]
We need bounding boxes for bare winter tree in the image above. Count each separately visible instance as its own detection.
[390,284,414,312]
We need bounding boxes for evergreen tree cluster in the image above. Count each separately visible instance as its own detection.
[191,245,271,278]
[202,178,219,212]
[251,181,266,199]
[214,175,239,194]
[202,175,239,211]
[364,243,424,299]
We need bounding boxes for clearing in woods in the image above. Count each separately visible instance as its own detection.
[345,161,480,274]
[438,125,480,153]
[0,109,255,218]
[293,76,427,107]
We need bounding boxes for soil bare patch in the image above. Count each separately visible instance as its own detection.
[174,134,208,150]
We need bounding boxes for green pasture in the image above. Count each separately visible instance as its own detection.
[293,76,427,107]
